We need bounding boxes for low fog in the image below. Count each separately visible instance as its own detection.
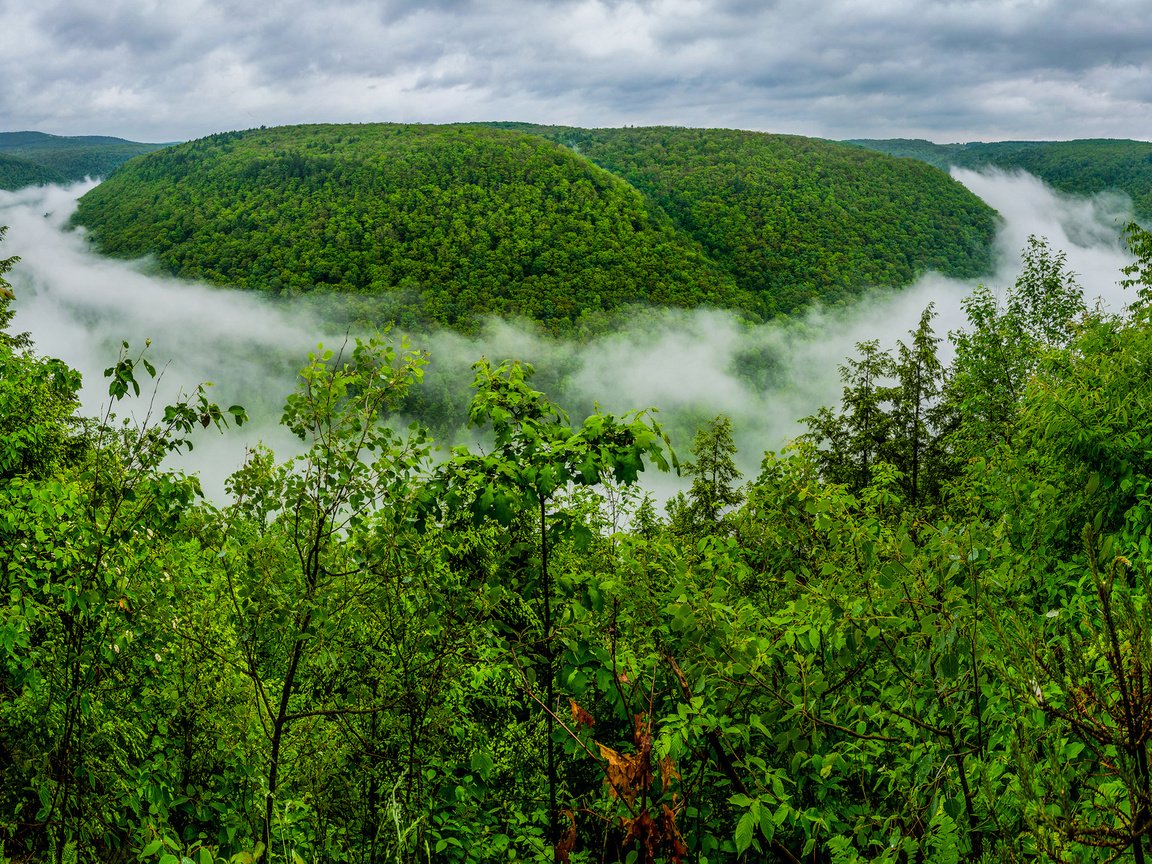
[0,170,1138,501]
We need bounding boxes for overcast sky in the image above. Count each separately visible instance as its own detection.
[1,0,1150,144]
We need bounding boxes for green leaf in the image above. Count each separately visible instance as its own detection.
[735,811,756,855]
[940,650,961,678]
[142,839,165,857]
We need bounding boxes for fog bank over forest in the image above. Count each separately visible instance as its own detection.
[0,169,1138,499]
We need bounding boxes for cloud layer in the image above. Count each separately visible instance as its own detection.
[0,169,1137,501]
[1,0,1150,142]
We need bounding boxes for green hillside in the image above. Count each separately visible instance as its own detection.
[0,152,63,189]
[849,137,1152,218]
[72,122,999,329]
[502,125,998,313]
[0,131,169,190]
[72,124,750,329]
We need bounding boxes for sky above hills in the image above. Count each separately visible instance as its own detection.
[1,0,1149,144]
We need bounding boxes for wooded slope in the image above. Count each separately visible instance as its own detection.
[72,123,998,329]
[849,137,1152,218]
[0,131,167,190]
[73,124,750,329]
[501,124,999,313]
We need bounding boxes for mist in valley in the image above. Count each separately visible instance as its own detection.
[0,169,1138,501]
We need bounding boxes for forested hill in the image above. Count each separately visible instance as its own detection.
[0,131,168,190]
[71,123,998,330]
[73,124,752,328]
[848,137,1152,218]
[492,124,998,313]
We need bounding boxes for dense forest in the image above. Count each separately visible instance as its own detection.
[69,123,998,329]
[70,125,750,329]
[848,138,1152,219]
[492,124,997,313]
[6,207,1152,863]
[0,132,168,191]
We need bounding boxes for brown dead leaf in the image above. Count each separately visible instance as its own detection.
[597,742,645,805]
[660,804,689,864]
[555,809,576,864]
[622,811,659,864]
[570,698,595,730]
[659,755,680,793]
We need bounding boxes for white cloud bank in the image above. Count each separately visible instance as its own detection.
[0,168,1138,499]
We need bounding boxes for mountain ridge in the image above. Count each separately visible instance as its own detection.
[0,131,169,190]
[67,122,999,331]
[847,137,1152,217]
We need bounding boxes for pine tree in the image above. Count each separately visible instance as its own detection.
[891,304,945,505]
[686,415,743,526]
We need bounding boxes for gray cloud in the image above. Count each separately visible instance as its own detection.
[1,0,1149,141]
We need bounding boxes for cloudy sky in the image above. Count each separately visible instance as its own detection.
[1,0,1150,145]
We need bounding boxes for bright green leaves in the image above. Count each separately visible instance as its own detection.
[0,349,82,480]
[104,340,154,400]
[0,225,18,317]
[100,340,248,464]
[1122,221,1152,311]
[282,334,426,442]
[947,235,1086,462]
[731,791,790,856]
[429,358,674,524]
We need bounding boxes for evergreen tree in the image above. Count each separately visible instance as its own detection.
[804,339,897,492]
[687,415,743,525]
[891,304,945,505]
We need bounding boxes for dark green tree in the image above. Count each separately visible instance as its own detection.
[668,415,743,538]
[890,304,946,505]
[804,339,897,492]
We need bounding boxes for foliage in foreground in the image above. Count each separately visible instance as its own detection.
[5,227,1152,862]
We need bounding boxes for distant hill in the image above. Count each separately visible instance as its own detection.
[71,123,999,330]
[847,138,1152,219]
[0,153,62,189]
[497,124,998,313]
[0,131,169,190]
[72,124,751,329]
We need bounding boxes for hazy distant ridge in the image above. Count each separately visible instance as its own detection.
[848,137,1152,218]
[0,131,169,190]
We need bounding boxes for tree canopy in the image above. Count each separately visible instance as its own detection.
[7,216,1152,862]
[71,123,998,330]
[850,137,1152,219]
